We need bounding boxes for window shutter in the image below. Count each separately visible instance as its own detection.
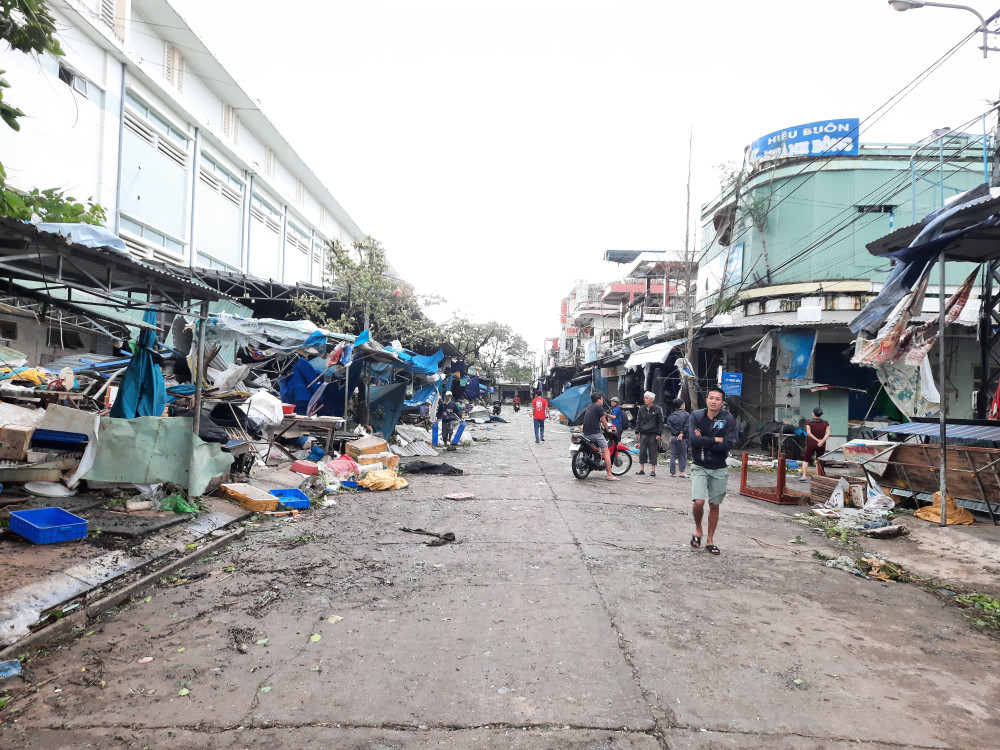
[264,147,275,177]
[222,104,239,144]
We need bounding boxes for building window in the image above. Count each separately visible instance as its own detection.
[125,92,190,148]
[251,194,282,235]
[120,215,185,256]
[99,0,126,39]
[164,44,184,93]
[222,103,239,145]
[197,253,240,273]
[295,180,305,206]
[856,204,896,214]
[200,153,245,206]
[57,63,104,105]
[320,205,328,228]
[287,223,310,255]
[0,320,17,340]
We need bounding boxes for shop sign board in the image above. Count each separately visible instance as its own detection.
[749,118,859,164]
[721,371,743,397]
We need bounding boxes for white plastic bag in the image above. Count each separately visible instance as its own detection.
[821,477,849,510]
[864,474,895,513]
[244,391,284,428]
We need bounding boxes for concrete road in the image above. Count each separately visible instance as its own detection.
[2,414,999,749]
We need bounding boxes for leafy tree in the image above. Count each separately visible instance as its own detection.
[1,0,105,224]
[296,236,443,349]
[443,315,532,382]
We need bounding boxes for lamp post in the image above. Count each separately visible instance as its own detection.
[889,1,999,526]
[888,1,1000,57]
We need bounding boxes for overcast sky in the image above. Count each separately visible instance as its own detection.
[174,0,998,358]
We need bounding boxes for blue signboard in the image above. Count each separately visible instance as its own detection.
[720,372,743,397]
[749,118,859,164]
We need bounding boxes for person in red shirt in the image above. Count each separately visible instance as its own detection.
[799,407,829,482]
[531,390,549,443]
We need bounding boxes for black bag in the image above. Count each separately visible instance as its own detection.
[619,407,630,431]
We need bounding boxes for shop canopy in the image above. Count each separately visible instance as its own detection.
[624,338,686,368]
[873,422,1000,441]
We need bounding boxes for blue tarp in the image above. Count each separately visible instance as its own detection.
[110,308,166,419]
[405,385,439,408]
[551,384,594,425]
[465,376,480,400]
[279,357,362,418]
[775,330,817,380]
[369,382,407,438]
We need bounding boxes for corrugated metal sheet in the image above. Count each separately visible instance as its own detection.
[874,422,1000,441]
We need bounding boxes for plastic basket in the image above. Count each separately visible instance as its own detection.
[9,507,88,544]
[269,488,311,509]
[220,483,278,512]
[340,479,359,491]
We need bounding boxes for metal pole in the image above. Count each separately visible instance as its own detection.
[192,300,210,437]
[344,360,351,424]
[939,250,948,526]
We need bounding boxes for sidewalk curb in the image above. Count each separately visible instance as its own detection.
[0,527,246,660]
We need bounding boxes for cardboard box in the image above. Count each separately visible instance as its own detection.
[0,424,34,461]
[345,436,389,459]
[358,451,398,470]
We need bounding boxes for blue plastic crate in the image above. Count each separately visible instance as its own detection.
[268,488,311,509]
[9,507,88,544]
[340,479,360,491]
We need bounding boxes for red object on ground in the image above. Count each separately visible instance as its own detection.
[738,451,805,505]
[290,460,318,475]
[282,404,296,415]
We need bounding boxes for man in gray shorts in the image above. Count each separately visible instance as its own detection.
[687,386,737,555]
[581,392,618,481]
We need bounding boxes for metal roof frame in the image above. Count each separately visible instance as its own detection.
[0,219,228,316]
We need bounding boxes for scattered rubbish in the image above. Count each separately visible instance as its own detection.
[138,657,154,664]
[0,660,22,680]
[160,493,199,514]
[399,526,456,546]
[290,460,319,475]
[23,481,76,498]
[177,688,190,696]
[327,615,343,624]
[914,490,975,525]
[260,685,272,693]
[125,499,154,512]
[403,460,463,475]
[444,492,475,501]
[824,555,869,579]
[309,634,321,643]
[359,468,408,491]
[863,524,909,539]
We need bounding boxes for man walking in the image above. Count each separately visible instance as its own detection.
[582,392,618,481]
[666,398,690,478]
[634,391,664,477]
[531,390,549,443]
[688,387,738,555]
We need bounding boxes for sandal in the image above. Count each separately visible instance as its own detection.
[690,535,701,548]
[705,544,720,555]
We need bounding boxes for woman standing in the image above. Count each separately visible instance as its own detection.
[799,407,829,482]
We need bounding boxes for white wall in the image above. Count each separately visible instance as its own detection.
[2,0,360,287]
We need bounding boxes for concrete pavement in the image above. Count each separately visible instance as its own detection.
[2,412,999,749]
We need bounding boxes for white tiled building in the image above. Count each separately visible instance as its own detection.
[0,0,363,284]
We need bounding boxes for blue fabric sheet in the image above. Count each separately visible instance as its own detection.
[369,382,407,438]
[110,308,166,419]
[465,376,480,400]
[279,357,362,418]
[775,330,817,380]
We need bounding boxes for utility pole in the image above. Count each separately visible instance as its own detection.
[682,128,699,408]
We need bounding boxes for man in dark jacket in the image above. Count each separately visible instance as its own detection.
[666,398,690,477]
[437,391,462,444]
[634,391,664,477]
[687,387,738,555]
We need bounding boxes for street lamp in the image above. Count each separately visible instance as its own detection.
[888,0,1000,57]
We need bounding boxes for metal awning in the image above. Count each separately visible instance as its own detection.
[0,218,228,315]
[793,382,867,393]
[874,422,1000,441]
[624,338,685,368]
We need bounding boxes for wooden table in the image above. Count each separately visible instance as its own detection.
[266,414,345,464]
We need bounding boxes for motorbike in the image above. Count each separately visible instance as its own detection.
[569,426,633,479]
[492,401,502,416]
[513,402,520,413]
